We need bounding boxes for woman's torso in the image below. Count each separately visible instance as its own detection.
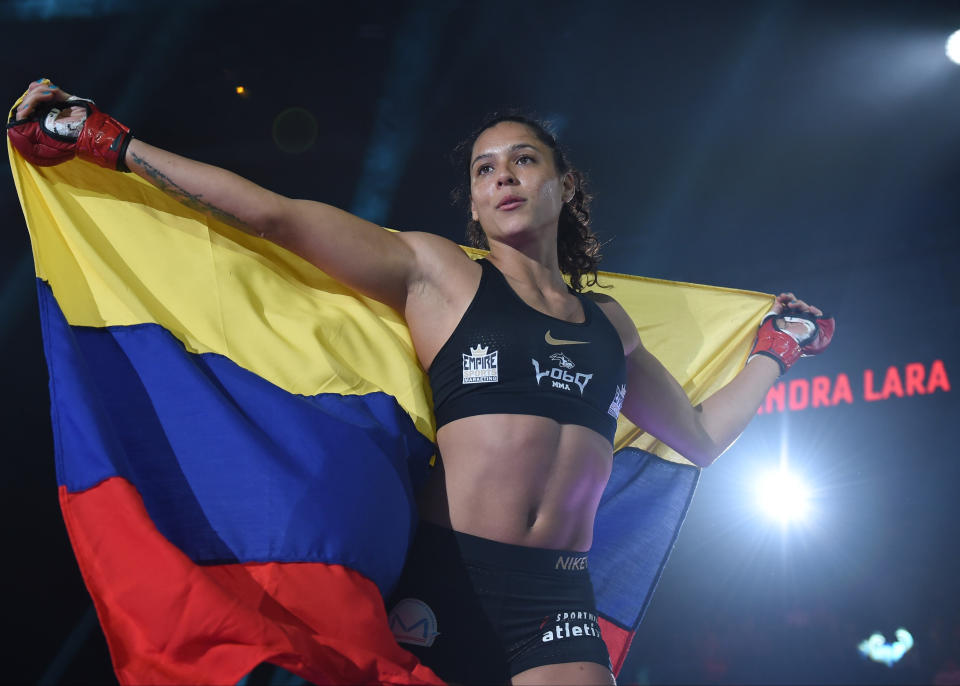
[404,255,627,551]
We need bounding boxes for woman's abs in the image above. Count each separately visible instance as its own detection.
[418,414,614,551]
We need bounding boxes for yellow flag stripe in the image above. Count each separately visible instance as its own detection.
[9,101,773,462]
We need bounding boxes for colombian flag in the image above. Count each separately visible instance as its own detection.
[9,101,772,684]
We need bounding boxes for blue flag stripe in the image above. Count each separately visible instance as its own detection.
[38,280,435,595]
[592,448,699,630]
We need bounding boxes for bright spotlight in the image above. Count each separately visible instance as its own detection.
[947,30,960,65]
[756,470,810,523]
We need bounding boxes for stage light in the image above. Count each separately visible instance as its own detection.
[235,86,247,96]
[755,469,810,523]
[858,628,914,667]
[948,30,960,65]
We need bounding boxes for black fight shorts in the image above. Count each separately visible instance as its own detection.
[386,522,611,684]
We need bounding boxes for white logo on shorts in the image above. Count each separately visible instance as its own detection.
[388,598,440,647]
[540,610,602,643]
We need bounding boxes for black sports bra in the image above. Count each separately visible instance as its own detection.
[428,259,627,443]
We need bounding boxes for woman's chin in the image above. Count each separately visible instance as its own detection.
[486,221,551,248]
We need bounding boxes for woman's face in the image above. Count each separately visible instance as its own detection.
[469,121,573,248]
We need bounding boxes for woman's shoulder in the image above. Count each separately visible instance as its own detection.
[581,288,621,313]
[582,290,640,354]
[396,231,483,315]
[396,231,476,265]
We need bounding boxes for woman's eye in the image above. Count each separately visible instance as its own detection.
[516,155,533,165]
[477,164,493,175]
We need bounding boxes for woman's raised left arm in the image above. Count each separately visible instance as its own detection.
[616,293,834,467]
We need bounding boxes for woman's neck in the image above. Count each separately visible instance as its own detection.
[486,241,567,295]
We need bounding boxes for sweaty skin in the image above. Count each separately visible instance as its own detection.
[424,415,615,551]
[417,276,624,551]
[404,122,630,552]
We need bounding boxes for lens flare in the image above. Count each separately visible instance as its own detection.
[858,628,914,667]
[947,30,960,65]
[756,470,810,522]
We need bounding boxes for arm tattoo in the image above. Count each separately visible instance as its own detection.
[130,151,255,233]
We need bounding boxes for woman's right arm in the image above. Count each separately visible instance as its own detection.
[13,81,431,312]
[123,139,421,311]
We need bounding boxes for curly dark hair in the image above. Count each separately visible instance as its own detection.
[451,112,604,292]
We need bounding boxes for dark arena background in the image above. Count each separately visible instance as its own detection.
[2,1,959,684]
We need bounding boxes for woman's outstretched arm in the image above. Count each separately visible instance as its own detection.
[612,293,831,467]
[121,139,423,310]
[11,80,443,313]
[622,343,780,467]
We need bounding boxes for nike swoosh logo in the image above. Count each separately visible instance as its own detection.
[545,330,589,346]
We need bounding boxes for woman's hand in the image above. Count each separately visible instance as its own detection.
[771,291,825,344]
[14,79,77,122]
[771,291,822,317]
[750,292,835,375]
[9,79,132,170]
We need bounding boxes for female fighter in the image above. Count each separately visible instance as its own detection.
[10,81,832,685]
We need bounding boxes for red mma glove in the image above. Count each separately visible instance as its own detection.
[749,307,836,375]
[7,97,132,172]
